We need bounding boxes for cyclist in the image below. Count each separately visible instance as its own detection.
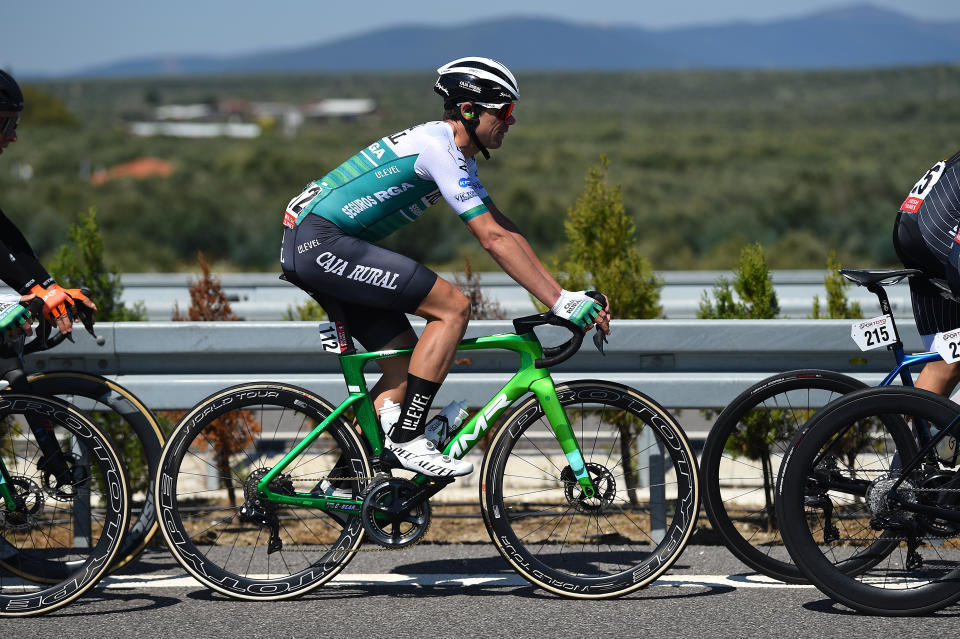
[0,69,96,379]
[893,148,960,397]
[280,57,610,477]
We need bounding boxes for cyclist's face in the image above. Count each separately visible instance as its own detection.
[0,110,18,155]
[475,106,515,150]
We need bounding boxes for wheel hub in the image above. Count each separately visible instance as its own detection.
[40,452,87,501]
[0,476,45,530]
[561,462,617,513]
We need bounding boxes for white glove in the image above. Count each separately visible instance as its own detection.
[551,289,601,328]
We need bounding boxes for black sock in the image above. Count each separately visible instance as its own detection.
[392,373,441,443]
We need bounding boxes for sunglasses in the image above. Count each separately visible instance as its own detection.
[474,102,515,121]
[0,114,19,137]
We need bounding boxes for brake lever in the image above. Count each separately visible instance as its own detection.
[592,326,607,355]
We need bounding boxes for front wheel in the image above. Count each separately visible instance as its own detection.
[481,380,700,598]
[0,394,129,617]
[155,382,373,601]
[778,387,960,616]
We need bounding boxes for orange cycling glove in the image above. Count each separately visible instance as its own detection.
[63,288,94,309]
[29,283,75,322]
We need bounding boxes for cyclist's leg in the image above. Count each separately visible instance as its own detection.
[366,330,414,411]
[915,359,960,395]
[407,277,471,383]
[281,217,471,475]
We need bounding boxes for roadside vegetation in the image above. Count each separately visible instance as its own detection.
[4,66,958,276]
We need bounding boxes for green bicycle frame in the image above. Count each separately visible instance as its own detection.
[256,328,597,509]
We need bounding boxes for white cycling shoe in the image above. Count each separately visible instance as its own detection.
[383,435,473,477]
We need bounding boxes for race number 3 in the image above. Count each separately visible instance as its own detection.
[901,160,946,214]
[933,329,960,364]
[851,315,896,351]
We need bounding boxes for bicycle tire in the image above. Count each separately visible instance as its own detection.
[155,382,372,601]
[15,372,162,576]
[481,380,700,598]
[700,369,866,583]
[778,386,960,616]
[0,393,129,617]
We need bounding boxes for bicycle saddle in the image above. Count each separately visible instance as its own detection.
[839,268,923,286]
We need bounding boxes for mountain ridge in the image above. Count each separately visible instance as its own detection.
[50,4,960,78]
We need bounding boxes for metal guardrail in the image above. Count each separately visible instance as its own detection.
[116,270,915,321]
[25,319,926,415]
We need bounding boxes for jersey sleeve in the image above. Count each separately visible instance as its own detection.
[0,209,53,293]
[414,140,490,224]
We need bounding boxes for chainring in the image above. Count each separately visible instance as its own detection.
[361,478,431,549]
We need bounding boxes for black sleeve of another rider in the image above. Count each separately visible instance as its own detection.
[0,208,54,294]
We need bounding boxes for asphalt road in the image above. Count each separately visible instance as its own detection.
[5,544,958,637]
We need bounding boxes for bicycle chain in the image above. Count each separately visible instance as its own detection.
[264,475,431,553]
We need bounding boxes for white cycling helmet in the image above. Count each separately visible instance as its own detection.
[433,56,519,108]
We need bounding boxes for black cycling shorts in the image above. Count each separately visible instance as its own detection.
[280,214,437,351]
[893,210,960,337]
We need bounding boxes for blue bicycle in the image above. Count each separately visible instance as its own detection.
[700,267,942,583]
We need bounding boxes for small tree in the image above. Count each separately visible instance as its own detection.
[811,250,862,319]
[173,253,258,506]
[48,208,150,493]
[553,157,663,506]
[49,207,146,321]
[556,156,662,319]
[698,242,781,530]
[698,242,779,319]
[171,253,238,321]
[455,257,505,319]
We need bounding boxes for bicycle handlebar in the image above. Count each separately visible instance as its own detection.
[512,292,608,369]
[21,287,103,355]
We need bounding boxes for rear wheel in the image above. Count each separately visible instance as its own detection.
[155,383,372,600]
[700,370,865,583]
[482,380,699,598]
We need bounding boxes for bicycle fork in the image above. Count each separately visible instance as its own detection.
[529,378,596,499]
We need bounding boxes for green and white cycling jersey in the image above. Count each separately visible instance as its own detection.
[283,121,491,241]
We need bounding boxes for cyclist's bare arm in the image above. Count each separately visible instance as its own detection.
[466,211,561,308]
[484,200,571,294]
[476,203,611,332]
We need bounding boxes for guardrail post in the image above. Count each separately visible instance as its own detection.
[637,426,666,542]
[71,435,91,547]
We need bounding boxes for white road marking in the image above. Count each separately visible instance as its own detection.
[96,572,815,590]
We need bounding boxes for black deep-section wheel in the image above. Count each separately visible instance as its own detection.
[778,386,960,616]
[481,380,699,598]
[156,382,372,601]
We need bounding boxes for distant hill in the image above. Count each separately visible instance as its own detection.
[62,4,960,78]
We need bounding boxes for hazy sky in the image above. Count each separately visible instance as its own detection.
[6,0,959,75]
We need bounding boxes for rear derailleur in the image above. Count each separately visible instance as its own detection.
[238,468,294,554]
